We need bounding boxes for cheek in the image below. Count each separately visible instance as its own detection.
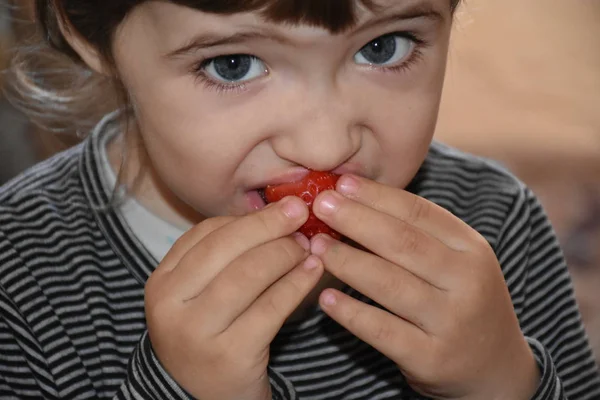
[118,72,266,210]
[131,82,241,158]
[364,87,442,187]
[384,98,439,150]
[370,83,441,142]
[114,43,260,169]
[134,94,232,179]
[359,46,447,164]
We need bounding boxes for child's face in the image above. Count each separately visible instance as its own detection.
[111,0,452,219]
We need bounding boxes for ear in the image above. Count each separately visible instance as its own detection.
[56,13,109,75]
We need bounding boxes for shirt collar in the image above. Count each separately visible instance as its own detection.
[79,111,157,285]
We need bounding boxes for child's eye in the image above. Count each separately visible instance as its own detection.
[202,54,268,83]
[354,34,413,67]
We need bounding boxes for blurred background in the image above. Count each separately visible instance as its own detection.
[1,1,599,363]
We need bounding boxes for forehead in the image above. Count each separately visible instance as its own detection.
[162,0,375,34]
[158,0,450,33]
[119,0,452,57]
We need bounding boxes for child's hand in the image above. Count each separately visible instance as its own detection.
[311,175,540,400]
[144,197,323,400]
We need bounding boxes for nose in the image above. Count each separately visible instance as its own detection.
[270,90,362,172]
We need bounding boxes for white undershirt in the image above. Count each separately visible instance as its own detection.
[98,131,186,262]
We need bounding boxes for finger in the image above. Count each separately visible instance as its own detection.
[319,288,429,368]
[157,204,280,274]
[335,175,474,250]
[312,235,442,329]
[145,216,238,318]
[156,216,237,274]
[165,196,309,299]
[229,255,324,347]
[312,191,460,286]
[191,236,309,332]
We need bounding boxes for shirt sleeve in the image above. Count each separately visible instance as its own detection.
[0,233,297,400]
[0,232,58,399]
[0,313,297,400]
[112,330,193,399]
[113,331,299,400]
[494,186,600,399]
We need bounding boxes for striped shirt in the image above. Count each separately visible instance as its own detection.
[1,115,599,399]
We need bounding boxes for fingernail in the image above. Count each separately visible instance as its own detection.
[282,198,304,219]
[317,193,340,215]
[311,236,328,256]
[293,232,310,251]
[338,175,359,195]
[321,290,337,306]
[303,255,320,270]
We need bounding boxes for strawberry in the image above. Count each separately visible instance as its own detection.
[264,171,341,239]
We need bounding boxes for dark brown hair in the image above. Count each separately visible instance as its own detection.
[41,0,379,64]
[6,0,460,135]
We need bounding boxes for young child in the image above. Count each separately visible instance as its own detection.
[2,0,599,399]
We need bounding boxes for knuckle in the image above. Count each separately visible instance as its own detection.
[254,208,278,234]
[279,238,305,264]
[198,217,237,241]
[168,233,191,256]
[379,273,405,298]
[216,273,248,306]
[407,196,430,224]
[185,217,210,236]
[201,216,234,233]
[144,273,163,312]
[234,240,303,289]
[473,233,493,255]
[328,243,351,273]
[273,276,307,312]
[281,274,306,299]
[371,319,395,342]
[261,278,304,321]
[145,292,173,333]
[168,217,235,256]
[144,276,190,338]
[265,294,287,319]
[346,306,366,333]
[391,223,423,254]
[350,208,370,235]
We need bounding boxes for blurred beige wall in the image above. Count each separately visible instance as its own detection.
[436,0,600,362]
[437,0,600,181]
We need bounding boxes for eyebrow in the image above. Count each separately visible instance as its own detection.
[164,2,443,59]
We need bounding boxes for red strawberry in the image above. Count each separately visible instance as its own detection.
[264,171,341,239]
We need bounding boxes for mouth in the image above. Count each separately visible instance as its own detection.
[257,188,267,204]
[244,187,269,211]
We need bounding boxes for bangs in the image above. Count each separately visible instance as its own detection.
[169,0,380,34]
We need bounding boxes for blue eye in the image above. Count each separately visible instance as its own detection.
[354,34,413,66]
[203,55,268,83]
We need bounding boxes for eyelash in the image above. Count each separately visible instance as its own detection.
[195,75,249,95]
[191,31,428,94]
[371,32,427,75]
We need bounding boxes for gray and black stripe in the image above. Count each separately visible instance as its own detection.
[1,118,599,399]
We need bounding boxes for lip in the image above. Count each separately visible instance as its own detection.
[244,165,368,211]
[247,163,368,195]
[249,167,311,190]
[245,190,267,211]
